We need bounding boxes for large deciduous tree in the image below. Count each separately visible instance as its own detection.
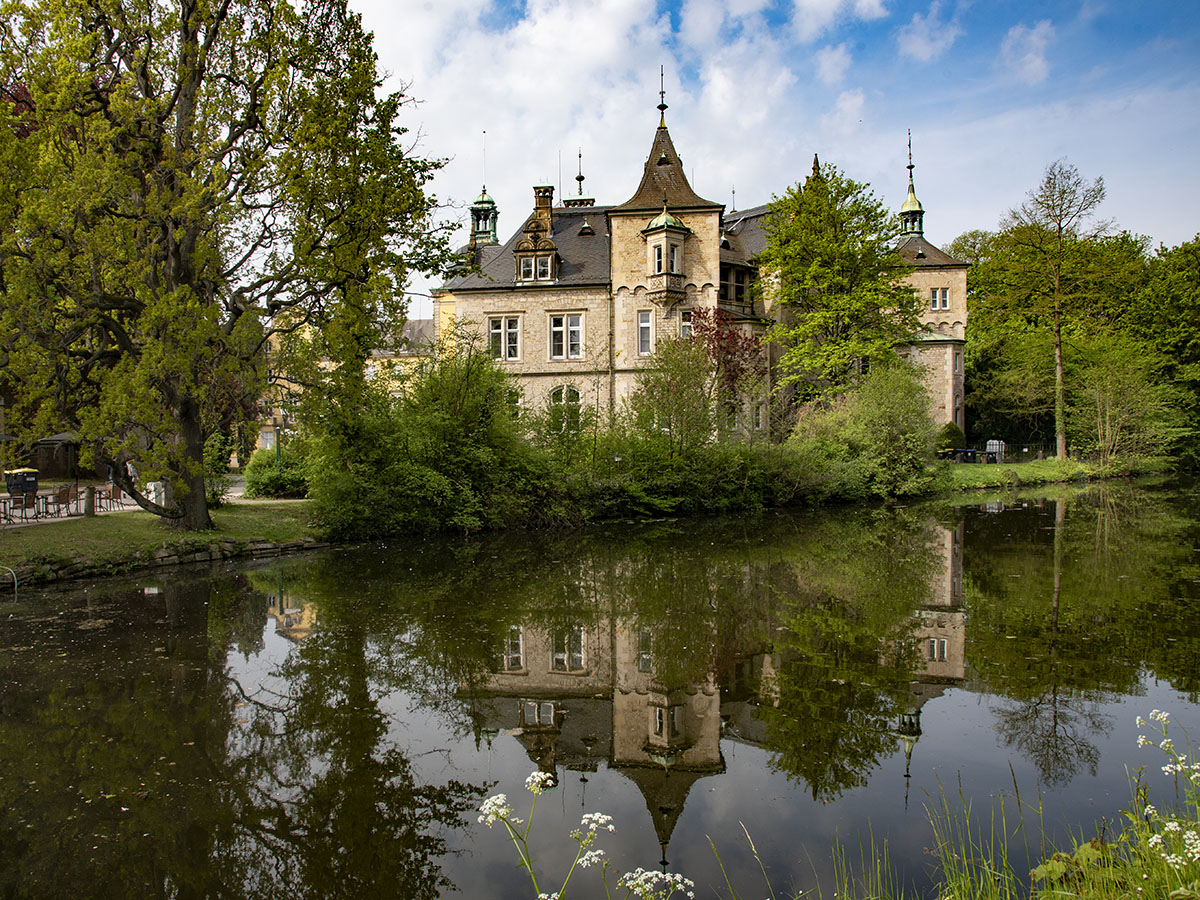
[0,0,450,529]
[757,158,919,399]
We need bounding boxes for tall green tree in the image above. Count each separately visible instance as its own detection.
[0,0,450,529]
[757,158,919,398]
[998,160,1109,458]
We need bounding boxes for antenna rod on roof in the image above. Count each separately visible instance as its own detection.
[482,130,487,190]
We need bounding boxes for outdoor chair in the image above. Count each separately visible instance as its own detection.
[17,492,37,521]
[65,486,80,515]
[43,488,66,518]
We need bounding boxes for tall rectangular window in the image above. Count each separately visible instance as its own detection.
[550,315,565,359]
[932,288,949,310]
[567,314,582,358]
[637,311,652,356]
[941,288,949,309]
[680,309,693,339]
[930,288,938,311]
[653,244,664,274]
[536,255,552,280]
[520,257,535,280]
[504,626,524,671]
[637,630,653,673]
[490,317,519,360]
[489,318,503,358]
[669,244,680,274]
[550,314,583,359]
[505,317,519,359]
[552,627,584,671]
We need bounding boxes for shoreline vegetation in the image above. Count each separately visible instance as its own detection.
[477,709,1200,900]
[0,457,1177,588]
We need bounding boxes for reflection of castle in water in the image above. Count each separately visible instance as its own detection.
[265,587,317,643]
[469,521,967,854]
[471,620,723,860]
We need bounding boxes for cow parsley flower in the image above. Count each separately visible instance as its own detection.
[478,793,521,827]
[525,771,556,795]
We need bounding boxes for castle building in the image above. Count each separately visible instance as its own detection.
[433,106,967,431]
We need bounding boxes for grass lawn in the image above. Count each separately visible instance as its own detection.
[0,501,317,573]
[941,456,1098,492]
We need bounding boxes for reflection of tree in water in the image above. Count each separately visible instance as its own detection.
[990,499,1110,786]
[750,512,938,801]
[0,570,483,899]
[221,583,484,899]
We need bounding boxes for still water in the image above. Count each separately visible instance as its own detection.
[1,481,1198,898]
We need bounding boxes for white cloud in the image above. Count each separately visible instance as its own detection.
[679,0,726,51]
[999,20,1056,85]
[815,43,852,84]
[345,0,1197,315]
[819,88,866,139]
[896,1,963,62]
[791,0,888,43]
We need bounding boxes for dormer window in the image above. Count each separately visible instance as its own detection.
[517,252,555,282]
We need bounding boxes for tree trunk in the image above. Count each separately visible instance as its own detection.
[173,395,213,531]
[1054,309,1067,459]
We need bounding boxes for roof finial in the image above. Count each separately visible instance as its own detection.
[576,147,585,195]
[731,185,736,212]
[657,65,668,127]
[907,128,915,186]
[482,129,488,194]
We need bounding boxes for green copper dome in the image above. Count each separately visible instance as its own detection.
[644,204,690,233]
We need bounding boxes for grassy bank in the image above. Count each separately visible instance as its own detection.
[939,456,1176,494]
[0,502,317,579]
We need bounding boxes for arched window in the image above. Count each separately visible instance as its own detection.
[549,385,581,433]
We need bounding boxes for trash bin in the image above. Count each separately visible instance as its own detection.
[4,467,38,495]
[985,440,1006,464]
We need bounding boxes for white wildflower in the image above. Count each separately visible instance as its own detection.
[1148,834,1164,848]
[580,812,615,833]
[618,867,697,900]
[1163,852,1186,870]
[1163,821,1183,833]
[1150,709,1170,723]
[1137,716,1147,727]
[1138,735,1153,748]
[478,793,521,827]
[525,771,557,795]
[1143,804,1157,818]
[578,848,606,868]
[1160,738,1175,753]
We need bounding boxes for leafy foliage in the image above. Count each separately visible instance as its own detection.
[0,0,450,529]
[244,441,310,499]
[788,363,938,499]
[758,160,919,398]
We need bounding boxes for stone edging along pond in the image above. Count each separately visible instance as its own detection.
[7,536,333,588]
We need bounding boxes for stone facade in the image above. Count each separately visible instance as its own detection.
[434,113,968,428]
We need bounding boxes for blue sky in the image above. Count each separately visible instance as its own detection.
[350,0,1200,311]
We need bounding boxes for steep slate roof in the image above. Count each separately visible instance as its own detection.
[720,203,771,264]
[442,206,613,291]
[897,234,967,268]
[612,124,723,213]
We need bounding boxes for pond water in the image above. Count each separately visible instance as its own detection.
[2,480,1198,898]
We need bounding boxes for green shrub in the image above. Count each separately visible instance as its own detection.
[788,363,937,499]
[936,420,967,450]
[305,327,556,539]
[244,439,309,498]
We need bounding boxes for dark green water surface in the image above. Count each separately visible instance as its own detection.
[2,480,1198,898]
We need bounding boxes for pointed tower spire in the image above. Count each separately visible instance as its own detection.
[900,130,925,237]
[657,65,668,127]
